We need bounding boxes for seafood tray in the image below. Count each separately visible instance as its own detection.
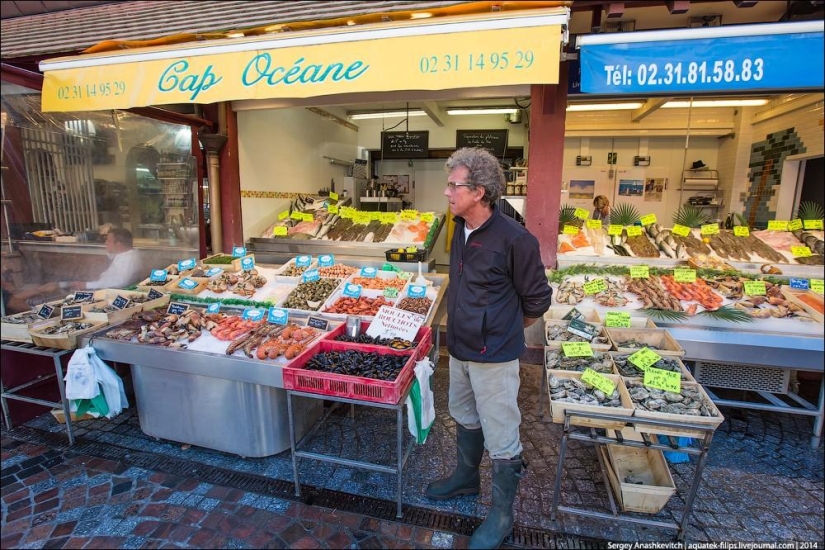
[321,290,398,319]
[599,444,675,514]
[272,258,318,277]
[84,300,143,325]
[610,352,695,382]
[1,311,56,343]
[543,306,601,324]
[164,263,208,278]
[547,371,634,429]
[605,328,685,357]
[29,319,108,350]
[137,274,180,292]
[394,284,439,322]
[545,349,615,373]
[324,321,433,361]
[624,380,724,438]
[164,277,209,295]
[101,289,170,312]
[283,341,417,404]
[200,253,254,272]
[783,289,824,323]
[279,278,342,311]
[544,319,612,349]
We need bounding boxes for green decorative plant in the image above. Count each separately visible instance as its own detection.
[794,201,825,222]
[610,203,640,226]
[672,205,711,228]
[559,205,582,229]
[697,305,754,324]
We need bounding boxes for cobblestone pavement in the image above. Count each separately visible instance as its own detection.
[1,356,823,548]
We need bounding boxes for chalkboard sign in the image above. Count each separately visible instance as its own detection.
[307,316,329,330]
[456,129,509,158]
[381,131,429,159]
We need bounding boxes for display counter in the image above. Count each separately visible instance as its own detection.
[359,197,403,212]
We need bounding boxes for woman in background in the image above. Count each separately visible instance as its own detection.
[592,195,610,222]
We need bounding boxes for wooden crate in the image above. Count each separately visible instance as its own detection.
[137,275,179,293]
[629,381,724,439]
[599,444,676,514]
[102,289,170,312]
[84,301,143,324]
[610,352,695,382]
[547,371,634,430]
[544,349,616,374]
[2,312,56,343]
[29,319,108,350]
[201,253,254,272]
[783,288,824,324]
[544,319,612,350]
[605,328,685,357]
[544,306,601,324]
[164,277,208,295]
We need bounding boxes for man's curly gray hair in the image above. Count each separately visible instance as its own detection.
[444,148,504,206]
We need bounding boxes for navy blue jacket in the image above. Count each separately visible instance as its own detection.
[446,205,552,363]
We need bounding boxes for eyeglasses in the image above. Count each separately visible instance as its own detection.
[446,181,474,190]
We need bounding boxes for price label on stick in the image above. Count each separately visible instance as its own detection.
[328,204,339,214]
[562,342,594,357]
[803,219,823,230]
[242,307,265,321]
[644,367,681,393]
[586,219,602,230]
[768,220,789,231]
[673,268,696,283]
[640,214,657,226]
[788,219,803,231]
[329,192,339,201]
[789,278,810,290]
[701,224,719,236]
[295,255,312,268]
[607,225,623,236]
[318,254,335,267]
[360,266,377,278]
[583,279,607,295]
[278,211,289,221]
[273,226,288,236]
[581,368,616,395]
[626,226,643,237]
[267,307,289,325]
[574,207,589,220]
[733,226,750,237]
[301,268,320,283]
[206,303,221,314]
[811,279,824,295]
[604,311,631,328]
[232,247,247,258]
[563,225,579,235]
[791,246,813,258]
[743,281,767,296]
[343,283,363,299]
[627,347,661,371]
[630,265,649,279]
[672,224,690,237]
[383,287,399,299]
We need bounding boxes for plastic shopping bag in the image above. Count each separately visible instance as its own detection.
[65,346,100,400]
[405,358,435,444]
[89,347,129,418]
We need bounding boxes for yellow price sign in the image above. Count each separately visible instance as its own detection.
[627,347,662,371]
[383,287,399,298]
[733,226,750,237]
[563,225,580,235]
[329,192,339,201]
[768,220,789,231]
[420,212,435,223]
[380,212,397,224]
[405,246,418,253]
[339,208,354,219]
[302,213,315,222]
[583,279,608,295]
[672,224,690,237]
[803,219,824,230]
[811,279,824,295]
[788,219,803,231]
[604,311,631,328]
[278,210,289,221]
[273,226,288,237]
[574,207,590,220]
[630,265,650,279]
[561,342,594,357]
[640,214,657,226]
[328,204,339,214]
[353,212,371,225]
[400,210,419,221]
[673,268,696,283]
[581,368,616,395]
[701,223,719,236]
[370,211,382,221]
[743,281,767,296]
[586,219,602,230]
[290,211,304,221]
[626,226,643,237]
[643,367,681,393]
[792,246,813,258]
[607,225,623,236]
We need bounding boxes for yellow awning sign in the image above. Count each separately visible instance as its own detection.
[41,10,566,112]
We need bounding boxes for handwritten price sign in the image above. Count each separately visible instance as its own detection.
[630,265,649,279]
[791,246,813,258]
[563,225,580,235]
[673,268,696,283]
[574,207,589,220]
[672,224,690,237]
[581,368,616,395]
[743,281,767,296]
[640,214,657,226]
[701,223,719,236]
[627,347,662,371]
[604,311,631,328]
[788,219,803,231]
[626,226,643,237]
[644,367,681,393]
[733,226,750,237]
[583,279,608,295]
[561,342,594,357]
[768,220,789,231]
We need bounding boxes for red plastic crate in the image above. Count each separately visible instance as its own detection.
[283,341,416,404]
[323,321,432,361]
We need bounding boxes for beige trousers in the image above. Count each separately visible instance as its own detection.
[447,355,523,459]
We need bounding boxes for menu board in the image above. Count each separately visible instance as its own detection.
[381,131,429,159]
[456,129,508,158]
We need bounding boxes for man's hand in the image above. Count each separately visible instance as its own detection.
[524,316,540,328]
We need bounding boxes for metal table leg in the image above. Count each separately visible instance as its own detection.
[812,377,824,449]
[53,352,75,445]
[396,404,404,518]
[287,391,301,497]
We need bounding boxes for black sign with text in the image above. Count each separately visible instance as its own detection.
[381,131,429,159]
[147,288,165,300]
[307,316,329,330]
[73,291,95,303]
[456,129,508,158]
[167,302,190,315]
[61,305,83,320]
[112,295,131,310]
[37,304,55,319]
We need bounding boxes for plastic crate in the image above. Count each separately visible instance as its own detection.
[283,341,416,404]
[324,321,432,360]
[385,248,426,262]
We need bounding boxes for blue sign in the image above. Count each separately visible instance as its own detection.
[343,283,363,299]
[241,256,255,271]
[178,258,197,272]
[206,302,221,313]
[302,268,320,283]
[150,269,168,282]
[232,246,247,257]
[267,307,289,325]
[205,267,224,277]
[360,266,377,278]
[242,308,265,321]
[178,278,198,290]
[790,278,810,290]
[580,27,823,94]
[295,255,312,268]
[318,254,335,267]
[408,285,427,299]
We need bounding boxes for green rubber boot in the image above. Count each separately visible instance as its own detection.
[425,425,484,500]
[467,455,526,549]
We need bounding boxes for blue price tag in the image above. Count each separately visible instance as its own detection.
[295,255,312,268]
[177,278,198,290]
[360,266,377,278]
[790,278,810,290]
[241,257,255,271]
[408,285,427,298]
[343,283,363,299]
[150,269,168,282]
[318,254,335,267]
[177,258,196,272]
[267,307,289,325]
[242,308,265,321]
[205,267,224,277]
[206,302,221,313]
[302,268,320,283]
[232,246,247,258]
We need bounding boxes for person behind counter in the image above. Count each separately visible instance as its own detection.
[592,195,611,222]
[64,228,142,291]
[426,147,552,549]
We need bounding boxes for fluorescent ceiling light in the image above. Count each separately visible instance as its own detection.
[567,102,643,111]
[662,99,769,108]
[446,108,519,115]
[348,110,427,120]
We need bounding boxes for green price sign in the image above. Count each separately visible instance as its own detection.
[278,210,289,221]
[421,212,435,223]
[607,225,624,236]
[581,368,616,395]
[791,246,813,258]
[583,279,608,295]
[640,214,657,226]
[380,212,397,224]
[803,219,824,230]
[733,226,750,237]
[574,207,590,220]
[563,225,580,235]
[329,192,339,201]
[328,204,339,214]
[743,281,767,296]
[369,211,382,221]
[354,212,371,225]
[671,224,690,237]
[561,342,594,357]
[701,223,719,236]
[586,219,602,230]
[626,226,643,237]
[604,311,631,328]
[383,287,399,298]
[811,279,824,295]
[628,347,662,371]
[290,210,304,221]
[644,367,681,393]
[768,220,789,231]
[630,265,649,279]
[788,219,803,231]
[673,269,696,283]
[273,226,288,236]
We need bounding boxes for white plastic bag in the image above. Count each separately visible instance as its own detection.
[405,357,435,444]
[65,347,99,400]
[89,347,129,418]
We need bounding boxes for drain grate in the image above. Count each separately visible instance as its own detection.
[4,425,604,549]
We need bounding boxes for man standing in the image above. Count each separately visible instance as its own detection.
[65,228,143,290]
[426,148,552,549]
